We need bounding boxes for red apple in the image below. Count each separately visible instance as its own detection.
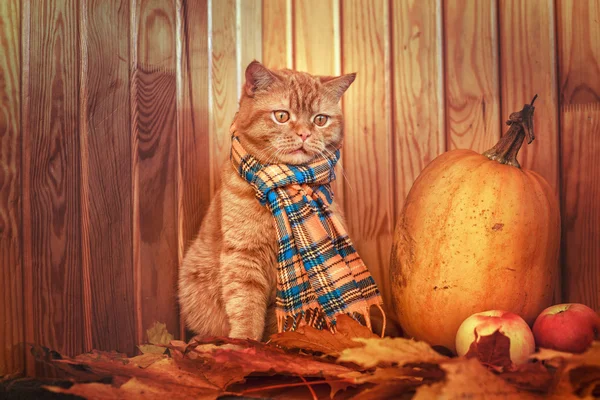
[532,303,600,353]
[455,310,535,365]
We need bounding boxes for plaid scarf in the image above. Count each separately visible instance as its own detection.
[229,122,384,333]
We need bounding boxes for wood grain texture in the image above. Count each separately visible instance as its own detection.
[294,0,338,75]
[131,0,180,341]
[556,0,600,105]
[341,0,394,305]
[238,0,262,93]
[22,0,84,373]
[293,0,346,214]
[557,0,600,310]
[262,0,291,69]
[209,0,238,194]
[443,0,501,152]
[499,0,560,193]
[177,0,210,340]
[0,0,23,376]
[80,0,136,355]
[391,0,445,217]
[498,0,561,304]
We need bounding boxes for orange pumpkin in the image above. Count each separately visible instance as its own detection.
[389,97,560,352]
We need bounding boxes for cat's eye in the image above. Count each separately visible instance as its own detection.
[273,110,290,123]
[314,114,328,127]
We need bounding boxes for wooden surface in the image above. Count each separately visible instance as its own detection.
[391,0,445,215]
[262,0,291,69]
[176,0,211,340]
[499,0,560,193]
[498,0,562,303]
[444,0,501,152]
[80,0,136,356]
[209,0,238,194]
[4,0,600,377]
[0,0,22,376]
[22,0,85,376]
[238,0,263,95]
[342,0,395,305]
[131,0,180,342]
[557,0,600,310]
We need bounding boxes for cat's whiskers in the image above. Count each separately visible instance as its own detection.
[320,147,354,194]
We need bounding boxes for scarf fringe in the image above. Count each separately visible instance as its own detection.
[276,304,387,338]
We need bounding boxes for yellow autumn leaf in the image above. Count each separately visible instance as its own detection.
[269,314,378,356]
[413,358,540,400]
[530,341,600,368]
[138,322,174,354]
[337,337,447,369]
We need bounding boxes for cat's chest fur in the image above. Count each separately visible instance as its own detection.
[220,163,279,297]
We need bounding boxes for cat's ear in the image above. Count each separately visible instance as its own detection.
[245,60,278,97]
[320,73,356,101]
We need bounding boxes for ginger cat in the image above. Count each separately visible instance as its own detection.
[178,61,356,341]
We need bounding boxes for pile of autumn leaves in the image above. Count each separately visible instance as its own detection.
[35,317,599,399]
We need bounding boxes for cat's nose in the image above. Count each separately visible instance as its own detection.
[297,129,311,142]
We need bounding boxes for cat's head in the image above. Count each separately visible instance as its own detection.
[233,60,355,165]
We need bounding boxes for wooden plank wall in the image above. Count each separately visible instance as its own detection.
[1,0,599,377]
[0,0,22,377]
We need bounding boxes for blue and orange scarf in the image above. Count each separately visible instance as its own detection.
[230,120,384,333]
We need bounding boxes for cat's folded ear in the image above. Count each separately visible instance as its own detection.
[245,60,278,97]
[320,73,357,101]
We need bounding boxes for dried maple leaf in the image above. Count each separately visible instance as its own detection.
[269,314,378,356]
[465,329,515,371]
[129,353,164,369]
[45,376,222,400]
[530,341,600,397]
[350,382,418,400]
[210,345,353,378]
[341,365,444,385]
[76,349,129,362]
[138,322,174,354]
[337,337,447,369]
[413,358,540,400]
[569,366,600,398]
[499,362,555,393]
[530,341,600,368]
[40,347,228,399]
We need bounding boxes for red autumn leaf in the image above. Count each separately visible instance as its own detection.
[269,314,378,356]
[499,362,555,393]
[202,337,354,378]
[569,366,600,397]
[465,329,514,371]
[29,335,600,399]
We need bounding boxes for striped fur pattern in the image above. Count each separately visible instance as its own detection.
[231,133,384,332]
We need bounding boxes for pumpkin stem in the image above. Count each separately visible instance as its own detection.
[482,95,538,168]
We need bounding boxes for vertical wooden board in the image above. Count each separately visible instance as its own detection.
[557,0,600,105]
[498,0,561,304]
[262,0,292,69]
[81,0,136,354]
[341,0,394,304]
[444,0,501,152]
[131,0,180,340]
[294,0,337,75]
[23,0,84,368]
[499,0,560,193]
[391,0,445,215]
[176,0,210,339]
[238,0,262,89]
[0,0,23,376]
[294,0,346,214]
[209,0,237,194]
[557,0,600,310]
